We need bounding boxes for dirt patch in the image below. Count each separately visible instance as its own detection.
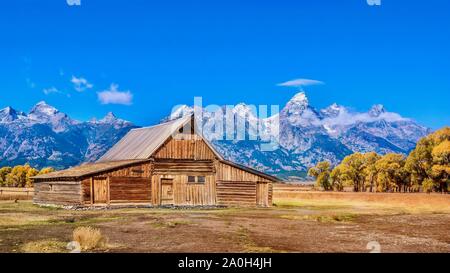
[0,198,449,253]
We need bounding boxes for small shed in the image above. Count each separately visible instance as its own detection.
[32,115,280,207]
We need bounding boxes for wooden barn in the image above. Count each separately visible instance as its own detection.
[32,115,280,207]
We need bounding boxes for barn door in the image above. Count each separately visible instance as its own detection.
[160,178,174,205]
[93,178,109,204]
[256,182,269,207]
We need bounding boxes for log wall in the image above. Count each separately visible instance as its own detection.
[216,180,257,206]
[215,161,273,207]
[109,177,151,203]
[34,181,82,205]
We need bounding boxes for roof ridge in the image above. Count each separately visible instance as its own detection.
[130,115,192,131]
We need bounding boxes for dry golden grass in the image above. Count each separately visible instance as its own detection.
[0,195,32,201]
[280,213,357,223]
[274,190,450,214]
[73,226,107,251]
[0,213,55,227]
[20,239,66,253]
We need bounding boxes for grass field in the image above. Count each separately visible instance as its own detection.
[0,192,449,253]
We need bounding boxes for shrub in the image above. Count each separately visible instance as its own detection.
[73,226,107,251]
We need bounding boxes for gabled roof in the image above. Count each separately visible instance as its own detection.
[220,159,281,182]
[33,159,149,180]
[98,115,223,162]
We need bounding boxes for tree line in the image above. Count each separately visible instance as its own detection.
[308,127,450,193]
[0,164,55,188]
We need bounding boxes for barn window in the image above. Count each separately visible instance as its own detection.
[48,184,54,191]
[197,176,206,183]
[188,176,196,183]
[188,176,206,183]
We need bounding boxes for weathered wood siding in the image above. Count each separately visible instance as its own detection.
[215,161,273,207]
[34,181,82,205]
[154,160,215,175]
[151,174,216,206]
[154,135,216,160]
[152,134,218,206]
[216,162,272,182]
[109,177,151,203]
[81,162,153,205]
[81,179,91,203]
[268,182,273,205]
[92,162,153,178]
[256,182,269,207]
[216,180,257,206]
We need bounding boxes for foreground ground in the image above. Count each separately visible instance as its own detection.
[0,192,449,253]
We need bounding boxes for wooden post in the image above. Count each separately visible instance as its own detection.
[107,177,111,205]
[90,177,94,205]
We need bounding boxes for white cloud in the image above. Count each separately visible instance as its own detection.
[71,75,93,92]
[322,109,407,128]
[278,78,324,88]
[43,87,60,95]
[97,84,133,105]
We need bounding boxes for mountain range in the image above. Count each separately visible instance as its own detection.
[0,93,432,180]
[0,102,136,170]
[168,92,431,180]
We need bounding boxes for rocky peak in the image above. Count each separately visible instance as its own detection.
[369,104,386,117]
[0,106,27,123]
[99,112,117,123]
[283,92,309,113]
[94,112,132,129]
[288,92,308,105]
[27,101,78,132]
[233,103,258,118]
[321,103,345,118]
[29,101,59,117]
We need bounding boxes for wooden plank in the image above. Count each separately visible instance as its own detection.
[109,177,151,202]
[154,137,216,160]
[216,180,257,206]
[33,181,82,205]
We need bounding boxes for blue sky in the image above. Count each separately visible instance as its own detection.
[0,0,449,128]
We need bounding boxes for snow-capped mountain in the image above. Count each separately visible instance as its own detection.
[0,94,432,180]
[28,101,79,133]
[167,92,431,180]
[0,107,27,123]
[0,102,136,169]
